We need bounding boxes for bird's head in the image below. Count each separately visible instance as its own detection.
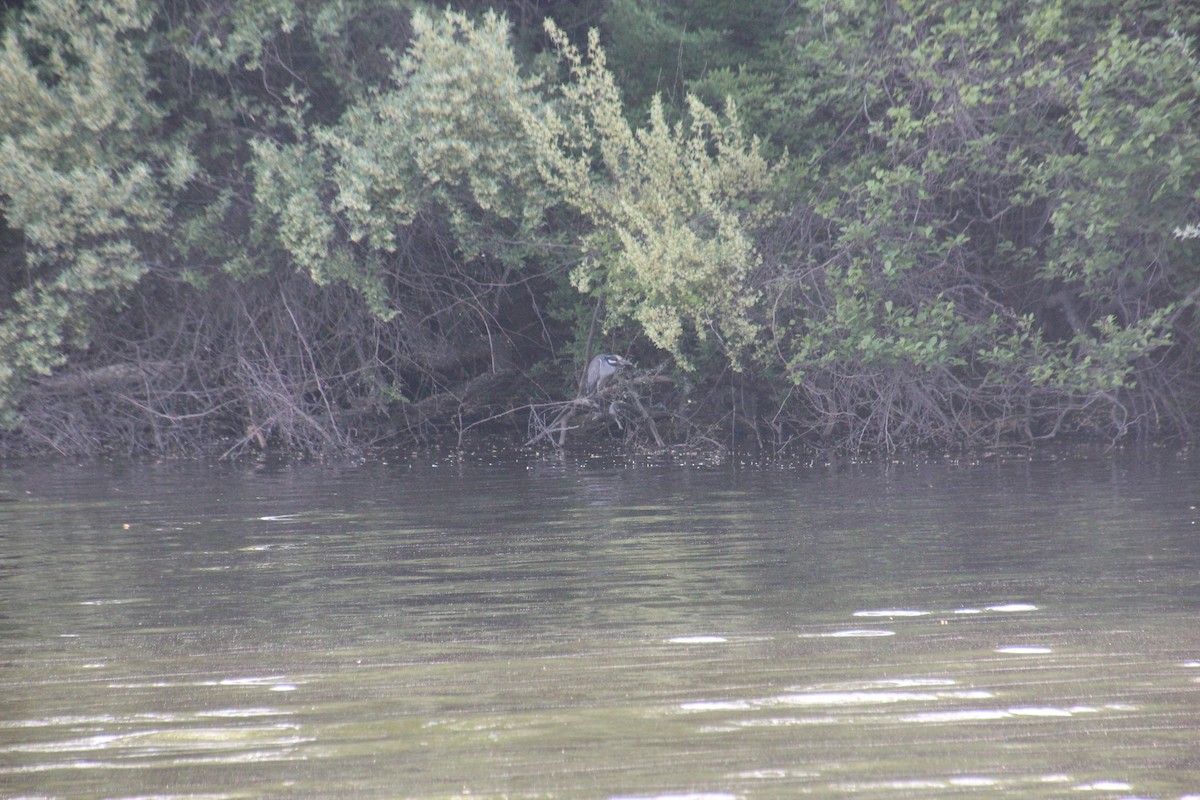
[603,354,634,369]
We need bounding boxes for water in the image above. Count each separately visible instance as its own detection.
[1,451,1198,798]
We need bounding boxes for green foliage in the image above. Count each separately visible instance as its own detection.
[0,0,171,427]
[1,0,1198,453]
[158,0,414,284]
[530,20,782,370]
[252,8,554,318]
[252,5,789,375]
[330,8,551,257]
[1040,24,1200,292]
[765,0,1200,444]
[599,0,722,110]
[601,0,795,115]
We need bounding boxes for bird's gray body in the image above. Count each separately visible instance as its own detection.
[585,354,632,395]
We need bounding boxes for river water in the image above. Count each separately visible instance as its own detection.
[1,450,1198,798]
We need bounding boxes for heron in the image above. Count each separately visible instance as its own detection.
[585,353,633,395]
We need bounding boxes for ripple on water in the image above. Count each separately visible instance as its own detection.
[995,645,1053,654]
[1008,706,1073,717]
[218,675,296,687]
[7,458,1199,798]
[680,700,753,712]
[196,710,294,723]
[852,604,1037,617]
[986,603,1039,612]
[902,704,1098,723]
[823,678,957,689]
[901,709,1015,723]
[682,682,993,714]
[769,691,945,706]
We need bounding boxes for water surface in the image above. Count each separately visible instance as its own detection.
[1,452,1198,798]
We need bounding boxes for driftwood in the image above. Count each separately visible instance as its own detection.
[524,374,665,448]
[402,369,521,422]
[32,361,181,394]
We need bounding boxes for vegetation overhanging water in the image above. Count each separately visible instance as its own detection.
[1,1,1199,458]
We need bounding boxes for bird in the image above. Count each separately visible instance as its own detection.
[585,353,633,395]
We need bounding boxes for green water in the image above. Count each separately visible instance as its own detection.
[1,453,1198,798]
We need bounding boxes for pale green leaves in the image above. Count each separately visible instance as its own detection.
[252,9,553,315]
[318,7,550,250]
[253,9,781,372]
[533,20,781,369]
[0,0,166,425]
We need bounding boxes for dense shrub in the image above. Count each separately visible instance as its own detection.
[1,0,1197,455]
